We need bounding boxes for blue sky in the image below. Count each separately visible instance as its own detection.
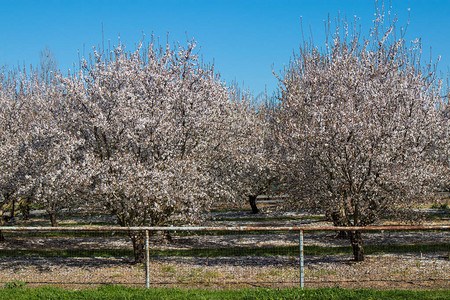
[0,0,448,97]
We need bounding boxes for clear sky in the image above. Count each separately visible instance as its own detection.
[0,0,449,97]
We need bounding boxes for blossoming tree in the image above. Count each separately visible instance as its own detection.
[217,90,279,213]
[277,12,448,261]
[0,73,27,239]
[63,39,235,262]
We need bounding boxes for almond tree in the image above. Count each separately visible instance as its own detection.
[0,72,27,239]
[63,39,234,262]
[215,89,279,213]
[277,12,447,261]
[24,74,87,226]
[0,69,87,227]
[437,100,450,196]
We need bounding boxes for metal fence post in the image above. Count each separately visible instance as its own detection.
[299,230,304,289]
[145,229,150,289]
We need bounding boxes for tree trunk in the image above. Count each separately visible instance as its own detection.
[335,230,348,239]
[248,195,259,214]
[329,211,347,238]
[0,218,5,241]
[349,231,364,261]
[20,200,30,220]
[163,231,173,243]
[49,211,58,227]
[130,231,146,263]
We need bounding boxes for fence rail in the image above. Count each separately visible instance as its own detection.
[0,225,448,289]
[1,225,448,231]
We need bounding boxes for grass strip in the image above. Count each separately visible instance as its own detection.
[1,244,447,258]
[0,249,133,258]
[3,230,296,238]
[2,231,129,238]
[212,216,325,222]
[0,286,448,300]
[152,243,450,257]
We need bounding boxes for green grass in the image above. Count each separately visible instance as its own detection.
[0,229,300,239]
[150,243,449,257]
[431,203,449,210]
[0,249,134,258]
[1,229,296,239]
[59,222,116,226]
[0,286,448,300]
[2,231,129,238]
[425,212,450,220]
[209,208,248,213]
[1,243,447,259]
[213,215,325,222]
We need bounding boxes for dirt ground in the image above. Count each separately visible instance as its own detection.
[0,253,448,290]
[0,208,448,290]
[0,230,448,290]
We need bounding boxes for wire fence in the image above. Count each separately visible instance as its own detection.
[0,226,448,289]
